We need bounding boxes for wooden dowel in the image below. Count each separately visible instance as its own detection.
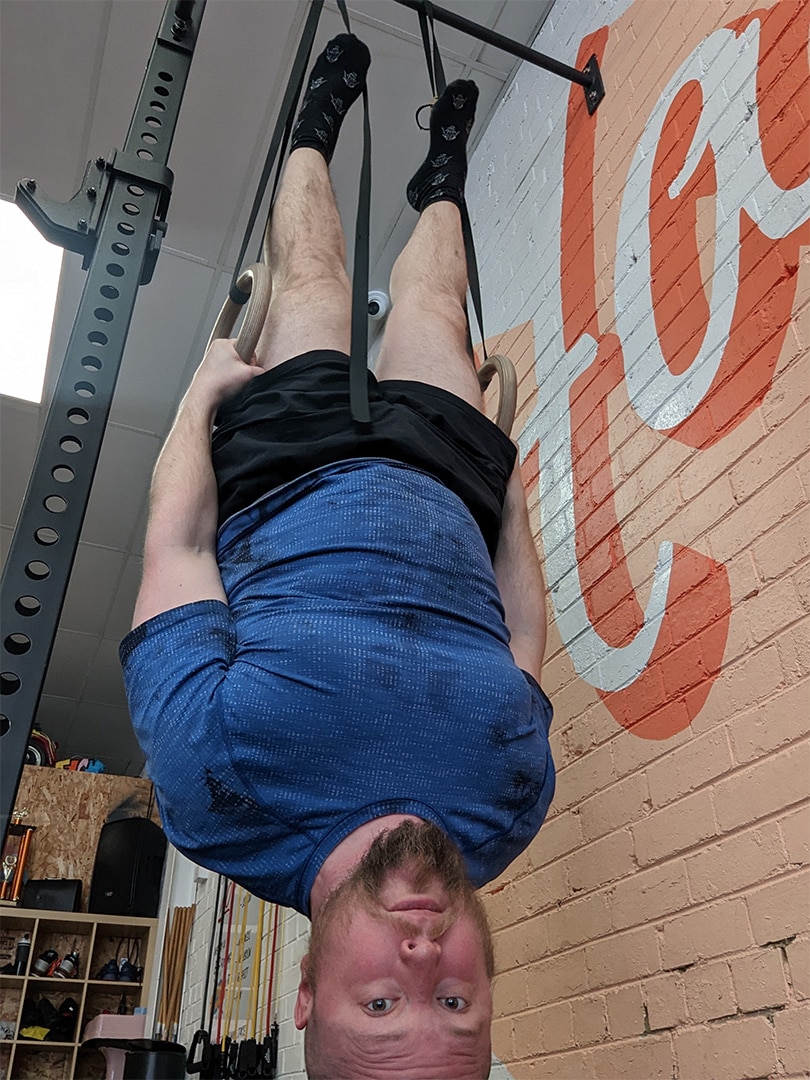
[159,907,180,1030]
[168,904,195,1034]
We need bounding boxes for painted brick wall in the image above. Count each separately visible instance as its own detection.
[467,0,809,1076]
[177,870,218,1049]
[274,909,310,1079]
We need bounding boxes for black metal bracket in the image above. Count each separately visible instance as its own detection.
[15,159,107,264]
[0,0,206,837]
[582,54,605,116]
[165,0,199,47]
[393,0,605,113]
[16,152,174,285]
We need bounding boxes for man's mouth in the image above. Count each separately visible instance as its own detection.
[388,896,446,913]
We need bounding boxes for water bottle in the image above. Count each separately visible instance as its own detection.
[55,949,79,978]
[13,932,31,975]
[32,948,60,977]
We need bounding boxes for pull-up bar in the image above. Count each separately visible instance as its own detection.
[393,0,605,114]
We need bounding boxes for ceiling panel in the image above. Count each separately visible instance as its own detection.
[78,425,161,550]
[353,0,505,58]
[34,695,78,749]
[103,554,144,641]
[70,701,144,775]
[0,527,12,566]
[59,544,126,637]
[0,1,109,198]
[81,638,130,709]
[109,254,219,433]
[41,629,97,701]
[156,1,308,265]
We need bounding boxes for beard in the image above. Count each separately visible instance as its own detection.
[351,817,470,897]
[306,819,494,981]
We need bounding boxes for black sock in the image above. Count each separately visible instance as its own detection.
[290,34,371,164]
[407,80,479,212]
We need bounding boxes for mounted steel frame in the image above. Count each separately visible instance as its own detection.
[0,0,206,833]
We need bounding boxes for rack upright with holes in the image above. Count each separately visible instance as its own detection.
[0,0,206,835]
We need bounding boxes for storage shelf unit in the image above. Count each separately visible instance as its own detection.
[0,908,156,1080]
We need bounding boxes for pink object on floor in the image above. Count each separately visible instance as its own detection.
[82,1014,147,1080]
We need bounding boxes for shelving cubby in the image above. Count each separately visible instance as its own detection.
[0,908,156,1080]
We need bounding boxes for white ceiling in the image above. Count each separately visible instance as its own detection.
[0,0,553,776]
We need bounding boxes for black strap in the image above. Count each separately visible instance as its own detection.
[349,83,372,424]
[228,0,325,305]
[459,200,487,362]
[417,1,446,96]
[415,2,488,363]
[207,876,227,1032]
[336,1,351,34]
[336,0,373,425]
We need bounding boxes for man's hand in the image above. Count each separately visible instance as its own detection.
[185,337,264,416]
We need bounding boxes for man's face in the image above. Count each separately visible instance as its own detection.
[295,822,494,1080]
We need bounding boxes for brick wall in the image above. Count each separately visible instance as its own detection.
[274,908,310,1079]
[178,869,217,1046]
[468,0,809,1076]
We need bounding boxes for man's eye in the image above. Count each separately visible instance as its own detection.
[364,998,395,1013]
[439,996,468,1011]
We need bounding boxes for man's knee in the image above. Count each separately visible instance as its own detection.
[390,279,468,338]
[275,250,351,300]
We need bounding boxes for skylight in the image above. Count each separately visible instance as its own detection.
[0,198,63,404]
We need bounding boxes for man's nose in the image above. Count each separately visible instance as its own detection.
[400,935,441,963]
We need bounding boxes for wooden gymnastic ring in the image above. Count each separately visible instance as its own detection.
[261,212,272,267]
[477,353,517,436]
[205,263,272,362]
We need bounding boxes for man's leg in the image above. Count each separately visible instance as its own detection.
[374,80,483,410]
[254,35,370,371]
[256,148,351,369]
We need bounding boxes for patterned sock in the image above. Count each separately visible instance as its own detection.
[290,34,371,164]
[406,80,479,212]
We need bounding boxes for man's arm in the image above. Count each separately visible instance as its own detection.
[493,460,548,683]
[132,340,262,629]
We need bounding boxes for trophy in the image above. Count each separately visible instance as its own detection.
[0,808,36,904]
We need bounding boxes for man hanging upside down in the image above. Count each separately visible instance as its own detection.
[121,33,554,1080]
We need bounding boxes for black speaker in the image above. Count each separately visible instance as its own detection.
[21,878,82,912]
[88,818,167,918]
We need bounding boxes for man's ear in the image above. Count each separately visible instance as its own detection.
[294,954,314,1030]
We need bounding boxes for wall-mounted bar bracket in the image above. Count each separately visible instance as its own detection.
[581,54,605,115]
